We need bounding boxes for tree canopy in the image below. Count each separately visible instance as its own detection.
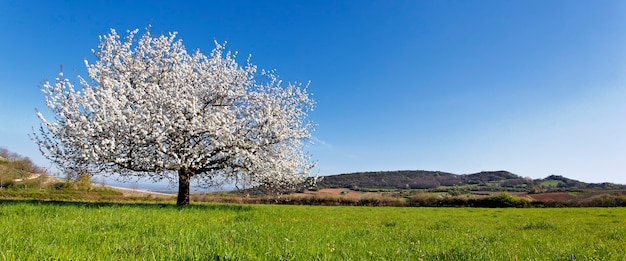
[32,27,315,206]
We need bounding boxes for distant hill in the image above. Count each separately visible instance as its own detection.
[315,170,626,192]
[0,148,44,187]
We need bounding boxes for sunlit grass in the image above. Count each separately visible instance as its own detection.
[0,200,624,260]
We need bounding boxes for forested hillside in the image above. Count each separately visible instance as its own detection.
[316,170,626,192]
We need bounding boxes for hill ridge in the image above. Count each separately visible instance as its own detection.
[316,170,625,192]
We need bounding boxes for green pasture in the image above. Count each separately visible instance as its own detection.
[0,200,624,260]
[539,180,564,187]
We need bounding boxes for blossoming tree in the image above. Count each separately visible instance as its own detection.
[32,28,315,206]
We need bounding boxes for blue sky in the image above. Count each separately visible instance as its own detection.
[1,1,625,185]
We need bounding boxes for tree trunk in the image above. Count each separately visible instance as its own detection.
[177,168,191,207]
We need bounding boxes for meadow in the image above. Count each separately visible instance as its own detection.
[0,200,624,260]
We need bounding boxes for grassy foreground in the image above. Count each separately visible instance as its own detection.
[0,200,624,260]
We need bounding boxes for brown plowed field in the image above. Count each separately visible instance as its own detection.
[317,188,365,197]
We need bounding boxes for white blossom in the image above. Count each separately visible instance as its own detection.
[32,27,316,206]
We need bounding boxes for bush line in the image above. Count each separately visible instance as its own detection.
[189,192,626,208]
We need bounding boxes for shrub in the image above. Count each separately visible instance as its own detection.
[408,193,441,207]
[471,193,530,208]
[584,195,626,207]
[77,174,91,189]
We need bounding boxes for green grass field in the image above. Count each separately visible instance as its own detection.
[0,200,624,260]
[539,180,564,188]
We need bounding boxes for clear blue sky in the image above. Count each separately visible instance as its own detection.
[1,1,625,184]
